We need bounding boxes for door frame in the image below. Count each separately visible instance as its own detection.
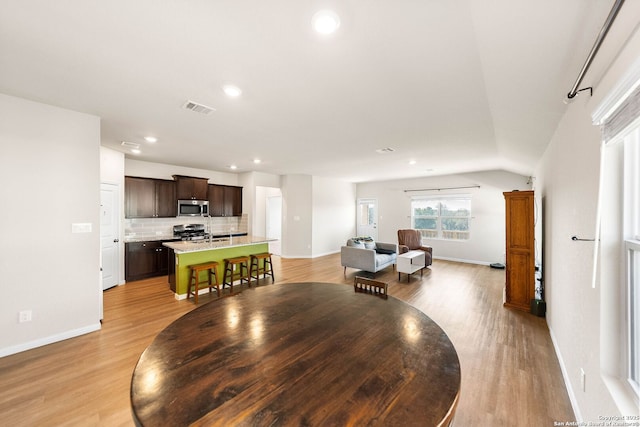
[356,198,378,241]
[100,182,122,293]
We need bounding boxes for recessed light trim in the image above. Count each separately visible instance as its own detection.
[223,85,242,98]
[312,10,340,35]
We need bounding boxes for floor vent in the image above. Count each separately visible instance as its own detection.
[182,100,216,115]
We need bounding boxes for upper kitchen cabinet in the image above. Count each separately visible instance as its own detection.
[125,176,177,218]
[173,175,208,200]
[208,184,243,216]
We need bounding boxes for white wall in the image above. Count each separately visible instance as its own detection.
[239,171,281,235]
[0,94,102,357]
[281,175,313,258]
[534,3,640,420]
[312,176,357,257]
[125,158,239,186]
[255,186,282,238]
[356,170,530,264]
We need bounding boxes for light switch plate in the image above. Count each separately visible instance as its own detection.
[71,223,92,233]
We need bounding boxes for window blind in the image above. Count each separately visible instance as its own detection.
[602,84,640,143]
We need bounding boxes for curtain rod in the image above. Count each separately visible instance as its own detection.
[566,0,625,101]
[404,185,480,192]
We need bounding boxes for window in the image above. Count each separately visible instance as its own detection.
[411,196,471,240]
[628,240,640,396]
[624,126,640,397]
[593,67,640,412]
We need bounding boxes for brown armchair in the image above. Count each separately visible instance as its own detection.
[397,229,433,266]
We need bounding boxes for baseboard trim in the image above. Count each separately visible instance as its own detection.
[548,325,581,422]
[0,323,102,358]
[432,256,491,266]
[279,249,340,259]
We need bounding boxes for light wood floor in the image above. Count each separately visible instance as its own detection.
[0,255,574,426]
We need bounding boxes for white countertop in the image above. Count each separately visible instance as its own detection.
[163,235,272,254]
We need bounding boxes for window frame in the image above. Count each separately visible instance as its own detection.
[623,126,640,399]
[626,239,640,397]
[410,195,472,241]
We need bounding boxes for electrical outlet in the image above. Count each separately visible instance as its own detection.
[580,368,586,392]
[18,310,32,323]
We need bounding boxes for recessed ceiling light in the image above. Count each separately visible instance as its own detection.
[144,136,157,143]
[223,85,242,98]
[131,148,141,155]
[409,160,417,165]
[229,165,238,170]
[312,10,340,35]
[253,159,261,164]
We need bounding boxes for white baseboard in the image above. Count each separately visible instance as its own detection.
[432,255,491,266]
[0,323,102,358]
[548,325,581,422]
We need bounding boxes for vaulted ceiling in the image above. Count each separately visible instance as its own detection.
[0,0,614,182]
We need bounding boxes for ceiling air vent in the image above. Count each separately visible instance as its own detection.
[121,141,140,149]
[182,100,216,115]
[376,147,395,154]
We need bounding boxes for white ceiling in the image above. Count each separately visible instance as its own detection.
[0,0,614,182]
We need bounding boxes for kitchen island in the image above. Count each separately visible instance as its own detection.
[163,236,271,299]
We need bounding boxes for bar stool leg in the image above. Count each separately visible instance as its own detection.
[249,256,258,286]
[210,266,220,297]
[223,259,233,294]
[193,269,200,304]
[265,254,275,283]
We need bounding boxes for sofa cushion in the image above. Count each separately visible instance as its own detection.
[375,253,396,268]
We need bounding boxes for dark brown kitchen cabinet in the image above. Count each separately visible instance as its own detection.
[155,179,178,217]
[208,184,243,216]
[125,176,176,218]
[125,240,173,282]
[173,175,208,200]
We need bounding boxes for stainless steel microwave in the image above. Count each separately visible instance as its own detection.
[177,199,209,216]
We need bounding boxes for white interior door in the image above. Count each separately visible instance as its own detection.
[100,183,120,290]
[357,198,378,240]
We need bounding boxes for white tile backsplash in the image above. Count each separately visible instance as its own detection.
[125,214,248,240]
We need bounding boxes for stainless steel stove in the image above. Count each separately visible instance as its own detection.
[173,224,209,241]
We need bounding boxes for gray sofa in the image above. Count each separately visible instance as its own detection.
[340,239,398,276]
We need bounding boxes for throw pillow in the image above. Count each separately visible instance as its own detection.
[347,239,365,248]
[375,248,395,255]
[364,241,376,249]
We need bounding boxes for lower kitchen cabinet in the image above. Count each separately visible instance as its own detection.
[125,240,174,282]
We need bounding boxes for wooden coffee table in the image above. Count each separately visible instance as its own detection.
[397,250,426,282]
[130,282,460,426]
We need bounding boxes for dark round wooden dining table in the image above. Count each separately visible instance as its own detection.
[130,282,461,426]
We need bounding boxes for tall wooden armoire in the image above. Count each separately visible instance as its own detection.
[503,190,535,312]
